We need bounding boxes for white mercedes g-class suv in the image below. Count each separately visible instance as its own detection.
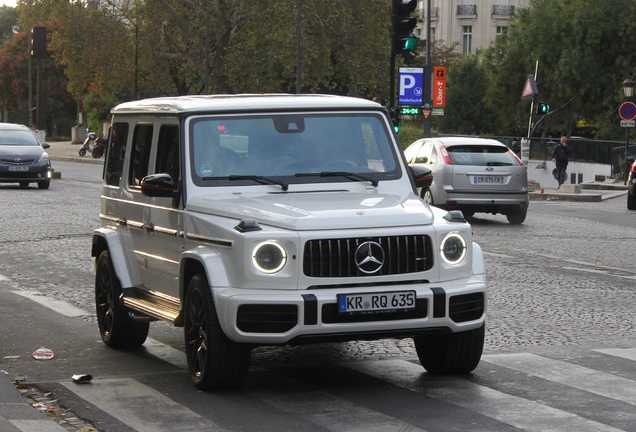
[92,94,487,390]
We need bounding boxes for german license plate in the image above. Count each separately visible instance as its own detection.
[472,175,504,184]
[338,291,416,314]
[8,166,29,172]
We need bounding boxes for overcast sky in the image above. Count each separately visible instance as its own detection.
[1,1,16,7]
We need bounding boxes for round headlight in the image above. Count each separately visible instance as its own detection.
[440,233,466,264]
[252,241,287,274]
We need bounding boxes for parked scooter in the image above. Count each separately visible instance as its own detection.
[79,131,107,158]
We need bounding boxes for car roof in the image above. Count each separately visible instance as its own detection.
[0,123,32,131]
[411,137,507,147]
[111,94,383,115]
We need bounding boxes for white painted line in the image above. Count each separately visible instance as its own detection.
[144,338,187,370]
[345,359,623,432]
[0,273,9,282]
[61,378,225,432]
[483,352,636,406]
[9,420,67,432]
[249,369,428,432]
[594,347,636,362]
[11,290,90,317]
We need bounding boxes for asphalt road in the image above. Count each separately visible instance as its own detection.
[0,160,634,431]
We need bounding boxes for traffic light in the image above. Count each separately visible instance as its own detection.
[392,0,418,55]
[390,107,401,133]
[537,102,551,114]
[31,27,47,59]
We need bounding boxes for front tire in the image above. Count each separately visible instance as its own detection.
[184,274,251,390]
[414,325,484,374]
[38,179,50,190]
[95,250,149,348]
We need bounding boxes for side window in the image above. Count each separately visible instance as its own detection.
[415,142,432,164]
[129,124,153,187]
[429,145,438,164]
[155,125,180,184]
[104,122,129,186]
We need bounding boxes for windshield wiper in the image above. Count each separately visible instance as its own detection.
[295,171,378,187]
[228,175,289,191]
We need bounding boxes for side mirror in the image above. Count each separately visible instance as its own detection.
[41,142,50,149]
[410,164,433,189]
[140,173,177,198]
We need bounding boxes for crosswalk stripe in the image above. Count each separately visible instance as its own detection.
[482,353,636,406]
[343,359,624,432]
[8,419,67,432]
[60,378,228,432]
[594,347,636,362]
[143,338,188,370]
[11,290,90,317]
[249,368,428,432]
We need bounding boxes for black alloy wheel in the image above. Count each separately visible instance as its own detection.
[95,250,149,348]
[184,274,251,390]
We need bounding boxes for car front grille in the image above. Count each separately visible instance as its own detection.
[303,235,433,278]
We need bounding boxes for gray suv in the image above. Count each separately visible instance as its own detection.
[92,94,487,390]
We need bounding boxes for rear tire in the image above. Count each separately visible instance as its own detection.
[184,274,251,390]
[95,250,149,348]
[628,192,636,210]
[92,147,104,158]
[414,325,485,374]
[506,206,527,224]
[79,147,87,156]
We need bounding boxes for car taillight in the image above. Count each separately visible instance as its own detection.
[440,145,453,164]
[631,163,636,172]
[508,149,525,166]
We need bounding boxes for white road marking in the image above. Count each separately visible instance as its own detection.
[345,359,624,432]
[61,378,227,432]
[482,353,636,406]
[594,347,636,362]
[11,290,89,317]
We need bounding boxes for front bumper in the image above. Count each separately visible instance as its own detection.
[0,163,51,183]
[213,275,487,345]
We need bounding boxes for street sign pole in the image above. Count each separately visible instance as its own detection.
[618,101,636,185]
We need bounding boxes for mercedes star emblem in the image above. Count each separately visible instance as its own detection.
[355,241,385,274]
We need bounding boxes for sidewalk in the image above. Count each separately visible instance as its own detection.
[0,371,67,431]
[46,141,103,165]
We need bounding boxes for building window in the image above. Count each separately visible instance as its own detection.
[462,26,472,54]
[496,26,507,35]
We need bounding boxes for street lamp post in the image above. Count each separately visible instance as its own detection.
[623,78,634,185]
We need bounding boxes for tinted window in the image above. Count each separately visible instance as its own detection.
[130,124,153,186]
[446,145,516,166]
[155,125,180,184]
[104,122,129,186]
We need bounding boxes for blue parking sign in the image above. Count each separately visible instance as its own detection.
[398,67,424,105]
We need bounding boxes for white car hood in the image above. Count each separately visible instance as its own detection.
[186,190,433,230]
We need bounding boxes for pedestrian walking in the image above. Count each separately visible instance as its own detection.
[552,136,571,188]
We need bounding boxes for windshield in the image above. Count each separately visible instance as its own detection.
[0,130,40,146]
[189,112,399,187]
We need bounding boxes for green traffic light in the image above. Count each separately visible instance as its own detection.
[404,35,417,51]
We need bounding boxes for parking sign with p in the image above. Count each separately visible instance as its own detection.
[398,67,424,106]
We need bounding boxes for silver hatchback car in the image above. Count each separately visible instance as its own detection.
[404,137,529,224]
